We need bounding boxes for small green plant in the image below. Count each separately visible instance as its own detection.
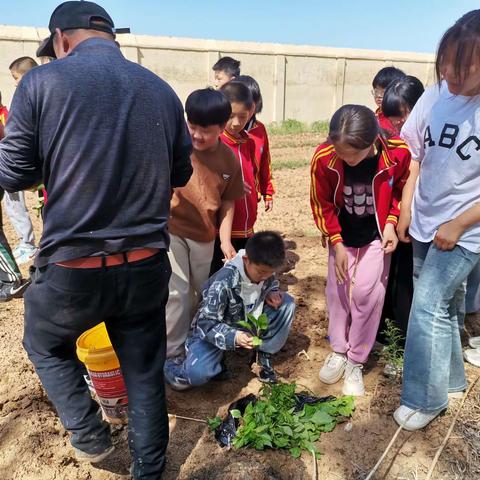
[207,416,222,430]
[310,120,329,135]
[380,319,405,373]
[237,313,269,347]
[232,382,354,458]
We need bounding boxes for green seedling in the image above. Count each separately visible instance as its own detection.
[207,416,222,430]
[237,313,269,347]
[380,319,405,378]
[232,382,355,458]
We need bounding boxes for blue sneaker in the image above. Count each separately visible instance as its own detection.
[164,356,191,391]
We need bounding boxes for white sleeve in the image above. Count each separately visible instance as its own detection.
[400,84,441,163]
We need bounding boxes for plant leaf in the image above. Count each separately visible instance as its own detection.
[230,409,242,419]
[252,336,263,346]
[207,416,222,430]
[237,320,253,330]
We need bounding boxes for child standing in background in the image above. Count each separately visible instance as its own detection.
[378,76,424,347]
[1,57,39,265]
[311,105,410,396]
[166,88,245,359]
[236,75,275,212]
[212,56,241,89]
[210,81,257,275]
[372,67,406,133]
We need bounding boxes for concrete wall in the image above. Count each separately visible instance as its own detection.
[0,25,436,124]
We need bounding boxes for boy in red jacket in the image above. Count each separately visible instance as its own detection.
[311,105,410,396]
[210,81,257,274]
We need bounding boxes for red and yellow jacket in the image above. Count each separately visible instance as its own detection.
[0,105,8,127]
[310,136,411,246]
[248,120,275,201]
[375,107,397,135]
[221,130,258,239]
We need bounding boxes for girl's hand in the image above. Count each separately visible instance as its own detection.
[397,210,412,243]
[220,241,236,261]
[235,331,254,349]
[264,198,273,212]
[266,291,283,309]
[334,243,348,284]
[243,181,252,195]
[434,219,464,251]
[382,223,398,254]
[321,236,328,248]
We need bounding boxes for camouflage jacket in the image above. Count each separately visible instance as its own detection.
[191,259,278,350]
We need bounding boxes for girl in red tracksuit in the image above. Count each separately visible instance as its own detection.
[210,80,257,274]
[310,104,410,397]
[236,75,276,212]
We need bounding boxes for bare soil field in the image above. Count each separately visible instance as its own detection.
[1,132,480,480]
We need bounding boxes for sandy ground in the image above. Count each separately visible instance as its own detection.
[1,133,480,479]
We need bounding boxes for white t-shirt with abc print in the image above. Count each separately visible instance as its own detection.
[401,81,480,253]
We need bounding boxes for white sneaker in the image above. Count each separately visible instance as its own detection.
[342,361,365,396]
[393,405,444,431]
[468,336,480,349]
[319,352,347,384]
[464,348,480,367]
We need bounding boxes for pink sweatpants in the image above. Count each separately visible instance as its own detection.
[326,239,391,364]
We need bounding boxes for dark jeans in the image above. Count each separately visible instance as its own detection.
[209,236,249,276]
[378,241,414,345]
[23,250,171,480]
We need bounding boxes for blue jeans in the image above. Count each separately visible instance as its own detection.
[401,239,479,411]
[165,294,295,386]
[23,251,171,480]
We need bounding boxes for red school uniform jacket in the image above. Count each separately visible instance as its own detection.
[310,136,411,246]
[0,105,8,126]
[248,120,275,200]
[221,130,258,239]
[376,107,397,135]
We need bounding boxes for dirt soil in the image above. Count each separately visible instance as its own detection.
[1,132,480,480]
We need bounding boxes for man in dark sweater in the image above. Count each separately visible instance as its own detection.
[0,2,192,479]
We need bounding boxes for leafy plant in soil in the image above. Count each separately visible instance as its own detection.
[237,313,269,347]
[380,319,405,378]
[230,382,354,458]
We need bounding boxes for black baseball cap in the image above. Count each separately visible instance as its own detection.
[37,1,129,58]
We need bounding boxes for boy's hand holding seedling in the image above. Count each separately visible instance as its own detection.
[237,313,269,348]
[266,291,283,309]
[235,331,254,349]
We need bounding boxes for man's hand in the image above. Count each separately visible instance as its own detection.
[264,198,273,212]
[220,241,236,261]
[434,219,465,251]
[397,209,412,243]
[235,331,254,349]
[334,242,348,284]
[382,223,398,254]
[266,291,283,309]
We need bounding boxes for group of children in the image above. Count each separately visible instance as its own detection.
[311,9,480,432]
[163,57,295,388]
[2,12,480,435]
